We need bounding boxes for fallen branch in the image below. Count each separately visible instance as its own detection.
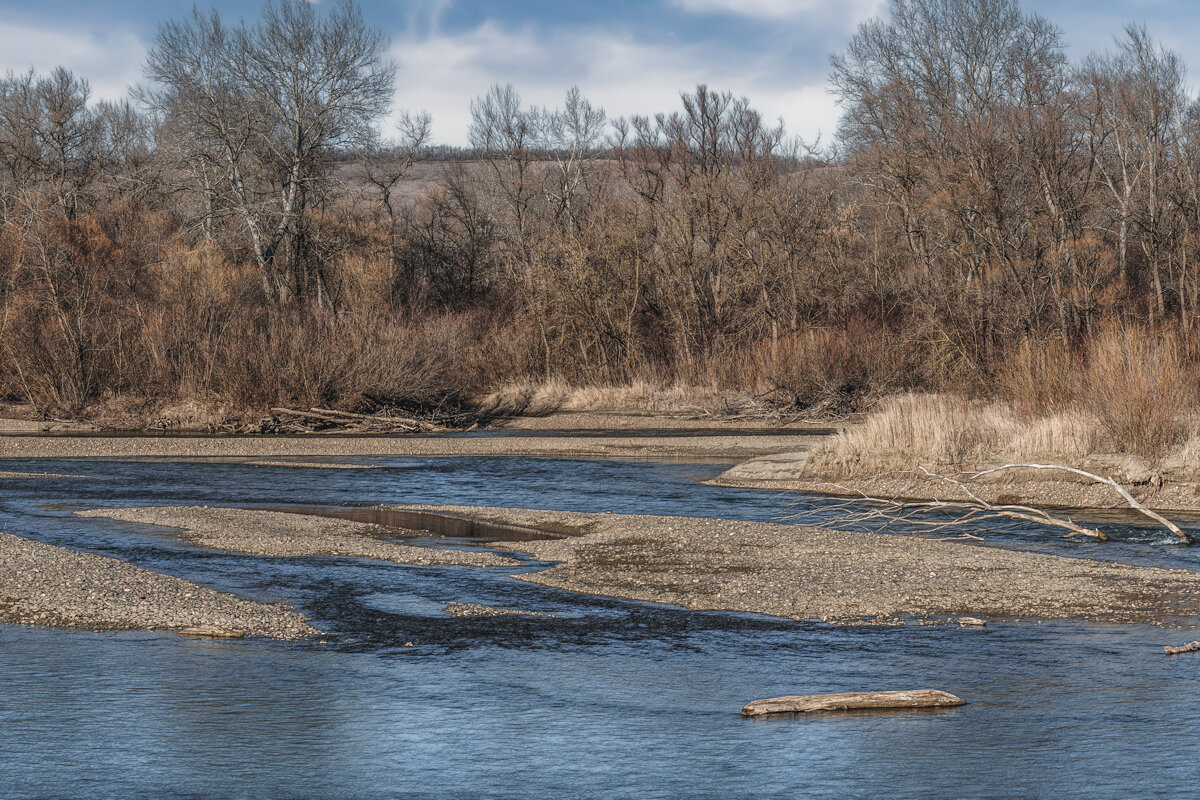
[310,407,450,433]
[801,474,1109,541]
[1164,641,1200,656]
[268,407,450,434]
[964,464,1193,544]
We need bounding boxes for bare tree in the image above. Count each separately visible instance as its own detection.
[141,0,395,304]
[0,67,103,219]
[1079,26,1186,319]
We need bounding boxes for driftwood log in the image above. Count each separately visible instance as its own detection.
[1164,641,1200,656]
[269,407,451,434]
[742,689,965,717]
[179,625,245,639]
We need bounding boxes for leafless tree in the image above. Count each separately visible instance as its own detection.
[141,0,395,304]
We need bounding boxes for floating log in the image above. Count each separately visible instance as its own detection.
[179,625,246,639]
[958,617,987,627]
[742,690,966,717]
[1164,641,1200,656]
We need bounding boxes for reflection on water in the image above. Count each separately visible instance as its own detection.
[1,455,1199,800]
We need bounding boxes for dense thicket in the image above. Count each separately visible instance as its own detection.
[4,0,1200,424]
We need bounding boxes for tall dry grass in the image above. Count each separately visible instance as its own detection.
[804,393,1100,477]
[473,377,765,418]
[810,323,1200,477]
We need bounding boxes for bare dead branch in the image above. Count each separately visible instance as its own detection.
[964,464,1193,543]
[793,476,1109,541]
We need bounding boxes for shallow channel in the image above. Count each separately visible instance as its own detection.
[2,454,1199,800]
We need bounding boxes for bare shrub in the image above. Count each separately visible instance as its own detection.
[1082,324,1196,460]
[760,321,913,413]
[997,337,1079,415]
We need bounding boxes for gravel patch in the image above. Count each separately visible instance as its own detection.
[400,505,1200,625]
[77,506,520,568]
[0,532,315,639]
[443,602,548,618]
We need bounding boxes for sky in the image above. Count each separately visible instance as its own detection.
[2,1,1200,147]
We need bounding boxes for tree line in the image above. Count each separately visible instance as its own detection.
[1,0,1198,423]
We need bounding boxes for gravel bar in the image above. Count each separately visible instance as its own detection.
[0,532,316,639]
[400,505,1200,625]
[78,506,520,568]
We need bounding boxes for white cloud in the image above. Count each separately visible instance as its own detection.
[389,22,841,147]
[670,0,885,25]
[0,20,145,102]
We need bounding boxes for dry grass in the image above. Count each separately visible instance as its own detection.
[472,378,766,418]
[804,393,1103,478]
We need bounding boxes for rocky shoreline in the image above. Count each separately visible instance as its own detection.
[0,532,316,639]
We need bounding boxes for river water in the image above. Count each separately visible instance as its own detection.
[1,454,1199,800]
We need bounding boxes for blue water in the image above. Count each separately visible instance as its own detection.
[1,455,1199,800]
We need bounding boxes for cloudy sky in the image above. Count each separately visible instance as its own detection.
[2,1,1199,146]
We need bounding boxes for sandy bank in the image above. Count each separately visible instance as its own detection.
[399,504,1200,625]
[0,431,817,461]
[0,532,315,639]
[712,454,1200,512]
[78,506,520,568]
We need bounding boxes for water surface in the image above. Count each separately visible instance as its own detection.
[1,455,1197,799]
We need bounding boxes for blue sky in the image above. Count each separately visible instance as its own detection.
[2,1,1199,145]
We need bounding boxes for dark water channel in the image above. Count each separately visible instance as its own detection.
[2,454,1200,799]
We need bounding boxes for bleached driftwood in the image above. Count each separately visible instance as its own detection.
[965,464,1193,544]
[808,469,1109,541]
[1164,641,1200,656]
[179,625,245,639]
[805,464,1194,544]
[269,407,450,434]
[742,690,965,717]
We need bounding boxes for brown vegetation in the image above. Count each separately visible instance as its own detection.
[5,0,1200,441]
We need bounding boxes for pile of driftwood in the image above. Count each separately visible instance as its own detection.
[222,407,475,435]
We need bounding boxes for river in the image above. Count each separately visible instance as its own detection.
[1,454,1198,799]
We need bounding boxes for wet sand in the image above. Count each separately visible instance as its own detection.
[78,506,521,568]
[400,505,1200,626]
[0,532,316,639]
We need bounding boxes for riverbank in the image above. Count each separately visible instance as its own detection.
[712,392,1200,511]
[0,532,316,639]
[714,453,1200,512]
[0,430,820,461]
[401,505,1200,626]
